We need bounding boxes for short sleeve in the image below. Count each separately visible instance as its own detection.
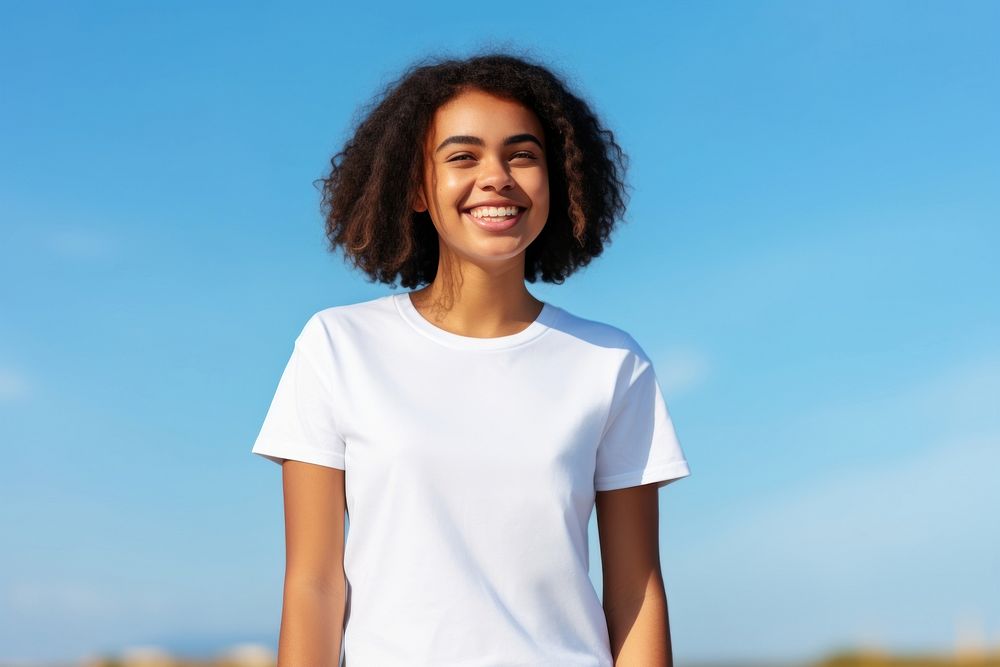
[250,315,347,470]
[594,335,691,491]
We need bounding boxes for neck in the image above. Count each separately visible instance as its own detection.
[409,254,544,338]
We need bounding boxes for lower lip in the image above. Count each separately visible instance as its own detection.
[464,208,524,232]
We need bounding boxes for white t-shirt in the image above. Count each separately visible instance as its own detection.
[251,292,691,666]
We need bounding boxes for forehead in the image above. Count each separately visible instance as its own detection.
[427,89,544,144]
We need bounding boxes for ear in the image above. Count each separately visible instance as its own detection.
[412,187,428,214]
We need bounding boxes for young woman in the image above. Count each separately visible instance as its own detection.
[251,51,692,667]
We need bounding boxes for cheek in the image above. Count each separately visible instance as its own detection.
[423,164,463,205]
[437,169,469,195]
[526,170,550,206]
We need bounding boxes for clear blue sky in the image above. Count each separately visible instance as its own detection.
[1,1,998,664]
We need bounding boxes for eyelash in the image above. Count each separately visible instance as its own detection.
[449,151,537,162]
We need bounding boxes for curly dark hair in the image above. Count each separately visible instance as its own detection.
[315,49,631,288]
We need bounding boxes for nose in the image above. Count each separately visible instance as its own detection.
[477,154,515,192]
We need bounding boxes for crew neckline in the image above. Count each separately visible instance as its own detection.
[392,292,560,351]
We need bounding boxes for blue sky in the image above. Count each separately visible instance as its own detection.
[1,1,998,664]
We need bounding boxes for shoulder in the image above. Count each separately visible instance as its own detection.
[294,293,398,351]
[549,302,648,361]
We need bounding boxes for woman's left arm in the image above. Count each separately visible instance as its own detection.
[595,483,674,667]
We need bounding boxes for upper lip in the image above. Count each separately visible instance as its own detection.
[462,200,525,211]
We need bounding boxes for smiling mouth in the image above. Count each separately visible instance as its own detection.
[462,206,526,222]
[463,207,525,232]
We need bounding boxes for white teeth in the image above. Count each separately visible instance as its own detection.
[468,205,520,218]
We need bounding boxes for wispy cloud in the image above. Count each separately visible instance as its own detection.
[657,345,711,396]
[673,356,1000,659]
[4,579,171,622]
[44,227,117,260]
[0,368,30,401]
[677,432,1000,658]
[6,580,120,617]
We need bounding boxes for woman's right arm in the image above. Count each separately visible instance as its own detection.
[277,460,348,667]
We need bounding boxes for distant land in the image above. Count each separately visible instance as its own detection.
[3,646,999,667]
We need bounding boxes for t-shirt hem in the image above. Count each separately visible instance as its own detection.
[251,441,346,470]
[594,459,690,491]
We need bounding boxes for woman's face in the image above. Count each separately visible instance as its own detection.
[414,88,550,267]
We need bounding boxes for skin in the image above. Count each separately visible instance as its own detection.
[410,87,550,335]
[597,483,676,666]
[277,461,346,667]
[276,87,674,666]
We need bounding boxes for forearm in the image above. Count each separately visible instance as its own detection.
[277,579,346,667]
[604,580,673,667]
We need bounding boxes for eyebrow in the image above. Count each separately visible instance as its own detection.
[434,133,544,154]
